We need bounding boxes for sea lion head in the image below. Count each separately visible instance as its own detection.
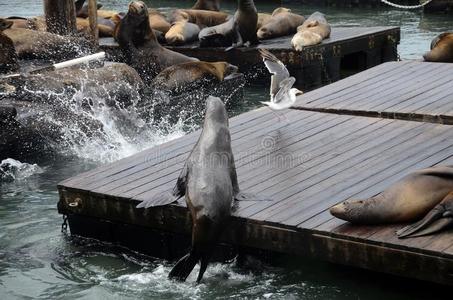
[0,18,14,31]
[292,31,323,51]
[128,1,148,18]
[205,96,228,127]
[257,26,274,40]
[330,199,373,224]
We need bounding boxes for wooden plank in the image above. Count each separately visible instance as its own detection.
[242,120,428,220]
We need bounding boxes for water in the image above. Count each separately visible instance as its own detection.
[0,1,451,299]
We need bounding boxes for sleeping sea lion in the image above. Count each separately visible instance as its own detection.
[168,9,229,29]
[0,18,19,74]
[423,32,453,63]
[75,0,102,18]
[291,12,331,51]
[257,13,272,30]
[149,9,171,34]
[3,27,93,60]
[137,96,266,282]
[199,0,258,48]
[151,61,239,91]
[76,17,115,37]
[330,166,453,237]
[192,0,221,11]
[165,21,200,45]
[257,8,305,40]
[116,1,197,81]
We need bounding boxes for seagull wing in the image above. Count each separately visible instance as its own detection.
[259,48,290,100]
[273,77,296,105]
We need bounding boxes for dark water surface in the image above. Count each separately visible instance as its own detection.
[0,1,451,299]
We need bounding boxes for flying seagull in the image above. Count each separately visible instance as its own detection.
[259,48,303,115]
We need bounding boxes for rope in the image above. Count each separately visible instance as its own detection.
[381,0,433,9]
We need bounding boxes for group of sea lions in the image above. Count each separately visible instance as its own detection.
[69,0,331,50]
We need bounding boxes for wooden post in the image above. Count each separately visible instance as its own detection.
[44,0,77,35]
[88,0,99,44]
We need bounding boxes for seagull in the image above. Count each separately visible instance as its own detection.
[258,48,303,118]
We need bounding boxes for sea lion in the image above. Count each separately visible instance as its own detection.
[199,0,258,48]
[397,191,453,238]
[0,18,19,74]
[330,166,453,237]
[423,32,453,63]
[168,9,229,29]
[257,13,272,30]
[3,27,93,60]
[137,96,265,282]
[116,1,197,81]
[75,0,102,18]
[76,17,115,37]
[192,0,221,11]
[151,61,239,91]
[165,21,200,45]
[291,12,331,51]
[257,8,305,40]
[149,9,171,34]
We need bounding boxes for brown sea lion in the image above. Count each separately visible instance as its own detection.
[0,18,19,74]
[116,1,197,81]
[169,9,229,29]
[165,21,200,45]
[151,61,239,91]
[192,0,221,11]
[75,0,102,18]
[257,13,272,30]
[3,27,92,60]
[76,17,114,37]
[199,0,258,48]
[330,166,453,237]
[257,8,305,40]
[137,96,265,282]
[291,12,331,51]
[149,9,171,34]
[423,32,453,63]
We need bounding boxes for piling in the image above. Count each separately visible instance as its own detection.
[43,0,77,35]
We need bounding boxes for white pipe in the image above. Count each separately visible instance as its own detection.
[53,52,106,70]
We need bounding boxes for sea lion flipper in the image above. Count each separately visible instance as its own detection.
[168,251,200,282]
[235,191,272,201]
[173,163,189,198]
[136,190,177,208]
[397,193,453,238]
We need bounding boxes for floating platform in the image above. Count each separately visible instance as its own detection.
[58,62,453,286]
[101,26,400,91]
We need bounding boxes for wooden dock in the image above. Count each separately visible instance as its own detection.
[58,61,453,286]
[101,26,400,91]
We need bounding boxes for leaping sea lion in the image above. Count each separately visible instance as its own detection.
[291,12,331,51]
[257,8,305,40]
[199,0,258,48]
[330,166,453,238]
[423,32,453,63]
[192,0,221,11]
[0,18,19,74]
[115,1,197,81]
[137,96,267,282]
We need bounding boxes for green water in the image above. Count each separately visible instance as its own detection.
[1,1,452,299]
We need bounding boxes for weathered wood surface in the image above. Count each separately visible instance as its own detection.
[294,61,453,124]
[58,107,453,285]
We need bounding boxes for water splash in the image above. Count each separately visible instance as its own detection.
[14,68,202,164]
[0,158,44,181]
